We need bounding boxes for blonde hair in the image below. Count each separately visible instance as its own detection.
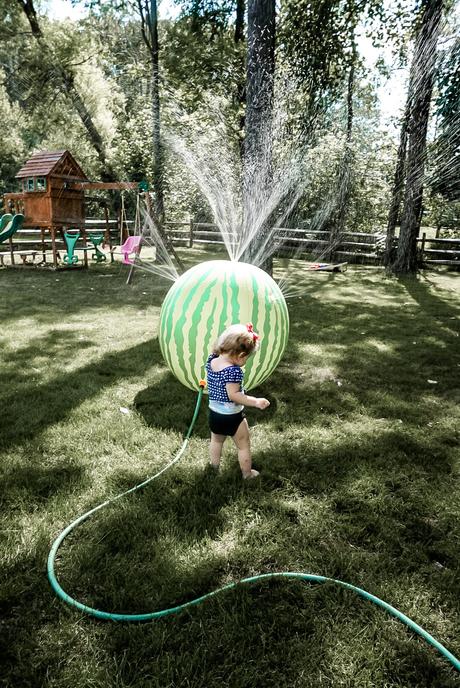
[212,323,260,357]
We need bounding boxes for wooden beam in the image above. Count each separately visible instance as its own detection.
[3,193,24,199]
[71,182,141,191]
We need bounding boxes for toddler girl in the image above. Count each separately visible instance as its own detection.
[205,323,270,479]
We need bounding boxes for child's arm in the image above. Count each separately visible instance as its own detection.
[226,383,270,409]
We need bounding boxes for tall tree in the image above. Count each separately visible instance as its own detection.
[241,0,276,273]
[75,0,165,219]
[280,0,413,140]
[389,0,445,274]
[280,0,352,134]
[137,0,165,223]
[244,0,276,163]
[234,0,246,149]
[384,99,410,264]
[15,0,117,181]
[329,28,358,258]
[166,1,247,139]
[301,1,360,255]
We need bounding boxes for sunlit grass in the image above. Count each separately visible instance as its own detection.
[0,254,459,687]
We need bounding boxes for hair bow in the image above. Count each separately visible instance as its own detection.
[246,322,260,342]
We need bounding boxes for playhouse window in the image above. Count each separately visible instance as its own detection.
[36,177,46,191]
[27,178,35,192]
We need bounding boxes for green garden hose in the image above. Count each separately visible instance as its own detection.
[47,385,460,673]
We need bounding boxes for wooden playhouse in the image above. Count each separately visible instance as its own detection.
[4,150,89,266]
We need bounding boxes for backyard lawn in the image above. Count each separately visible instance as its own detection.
[1,251,459,688]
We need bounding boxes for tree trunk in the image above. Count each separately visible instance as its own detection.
[390,0,444,275]
[241,0,276,274]
[234,0,246,154]
[16,0,117,182]
[384,103,409,265]
[312,30,356,260]
[329,36,356,260]
[138,1,183,271]
[245,0,276,164]
[235,0,245,43]
[146,0,165,224]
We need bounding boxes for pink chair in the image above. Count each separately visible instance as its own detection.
[120,235,142,265]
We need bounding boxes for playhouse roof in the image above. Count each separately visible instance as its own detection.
[15,150,88,181]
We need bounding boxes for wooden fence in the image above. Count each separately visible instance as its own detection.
[2,217,459,269]
[163,221,386,264]
[163,222,460,268]
[418,233,460,268]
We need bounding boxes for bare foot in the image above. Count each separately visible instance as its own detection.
[243,469,259,479]
[209,461,220,470]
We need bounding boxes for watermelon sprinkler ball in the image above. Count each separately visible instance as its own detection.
[159,260,289,391]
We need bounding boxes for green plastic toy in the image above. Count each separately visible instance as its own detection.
[0,214,24,243]
[87,232,106,263]
[0,213,13,233]
[63,231,80,264]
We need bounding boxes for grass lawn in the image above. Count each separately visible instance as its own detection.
[1,250,459,688]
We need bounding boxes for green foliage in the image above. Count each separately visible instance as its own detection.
[423,191,460,238]
[280,0,353,103]
[161,16,243,110]
[0,7,124,186]
[173,0,236,33]
[278,0,413,133]
[0,76,26,193]
[1,0,458,235]
[293,90,396,233]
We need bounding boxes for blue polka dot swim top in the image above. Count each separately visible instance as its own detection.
[206,354,244,414]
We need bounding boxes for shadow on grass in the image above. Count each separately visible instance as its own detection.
[0,335,163,449]
[134,373,280,439]
[0,462,87,509]
[1,264,459,688]
[2,426,458,686]
[0,262,170,324]
[270,273,460,425]
[19,436,456,688]
[2,328,95,381]
[0,546,55,688]
[39,396,458,614]
[0,248,232,326]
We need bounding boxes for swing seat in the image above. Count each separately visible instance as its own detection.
[87,232,107,262]
[120,235,142,265]
[63,230,81,265]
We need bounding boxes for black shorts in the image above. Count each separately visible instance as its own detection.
[209,409,245,437]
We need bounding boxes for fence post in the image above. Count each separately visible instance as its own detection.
[420,232,426,265]
[9,236,14,265]
[189,217,194,248]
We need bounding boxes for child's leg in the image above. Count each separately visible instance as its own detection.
[232,419,259,479]
[210,432,226,467]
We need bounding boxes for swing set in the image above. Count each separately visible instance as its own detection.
[2,152,167,274]
[116,185,184,282]
[63,184,183,283]
[117,189,143,283]
[61,186,144,269]
[3,149,183,278]
[60,181,146,270]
